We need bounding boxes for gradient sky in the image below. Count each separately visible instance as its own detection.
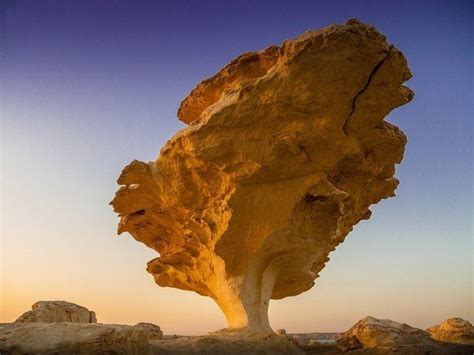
[1,0,472,335]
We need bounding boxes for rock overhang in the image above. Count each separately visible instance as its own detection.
[111,18,414,332]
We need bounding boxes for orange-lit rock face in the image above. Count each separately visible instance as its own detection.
[427,318,474,345]
[111,19,413,332]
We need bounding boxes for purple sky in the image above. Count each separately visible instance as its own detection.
[1,0,472,334]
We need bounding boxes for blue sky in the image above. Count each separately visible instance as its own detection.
[1,0,472,334]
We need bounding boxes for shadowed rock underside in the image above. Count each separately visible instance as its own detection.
[111,19,414,332]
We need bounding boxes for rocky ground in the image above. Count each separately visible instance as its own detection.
[1,301,473,354]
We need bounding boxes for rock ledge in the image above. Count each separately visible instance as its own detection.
[15,301,96,324]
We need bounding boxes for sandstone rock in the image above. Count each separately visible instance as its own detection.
[111,18,414,332]
[337,316,433,349]
[336,316,474,354]
[15,301,97,324]
[276,328,286,335]
[0,322,163,354]
[427,318,474,345]
[133,322,164,340]
[337,334,362,351]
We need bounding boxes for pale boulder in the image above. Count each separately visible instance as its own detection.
[427,318,474,345]
[15,301,96,324]
[337,316,432,350]
[336,316,474,354]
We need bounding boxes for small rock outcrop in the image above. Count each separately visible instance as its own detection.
[336,316,432,350]
[133,322,164,339]
[15,301,97,324]
[0,322,163,354]
[336,316,474,354]
[427,318,474,345]
[111,18,414,332]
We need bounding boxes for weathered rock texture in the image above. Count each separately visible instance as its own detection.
[151,331,302,354]
[336,316,474,354]
[111,19,414,332]
[0,322,163,355]
[336,316,432,351]
[427,318,474,345]
[15,301,97,324]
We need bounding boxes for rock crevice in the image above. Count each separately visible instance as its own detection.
[343,46,392,135]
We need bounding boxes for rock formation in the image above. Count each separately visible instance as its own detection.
[111,18,414,332]
[427,318,474,345]
[336,316,474,354]
[336,316,432,351]
[4,314,473,355]
[0,322,163,354]
[1,301,164,354]
[15,301,97,324]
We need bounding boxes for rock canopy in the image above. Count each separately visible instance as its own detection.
[111,18,414,332]
[15,301,97,324]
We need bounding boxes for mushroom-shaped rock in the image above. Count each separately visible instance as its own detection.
[15,301,97,324]
[111,19,413,332]
[427,318,474,345]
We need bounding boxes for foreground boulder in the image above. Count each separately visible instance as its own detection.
[427,318,474,345]
[110,18,414,332]
[336,316,473,354]
[0,322,163,354]
[336,316,432,350]
[15,301,96,324]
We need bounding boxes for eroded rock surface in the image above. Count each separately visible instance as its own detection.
[151,331,302,354]
[336,316,474,354]
[336,316,432,350]
[111,18,414,332]
[0,322,163,354]
[427,318,474,345]
[15,301,97,324]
